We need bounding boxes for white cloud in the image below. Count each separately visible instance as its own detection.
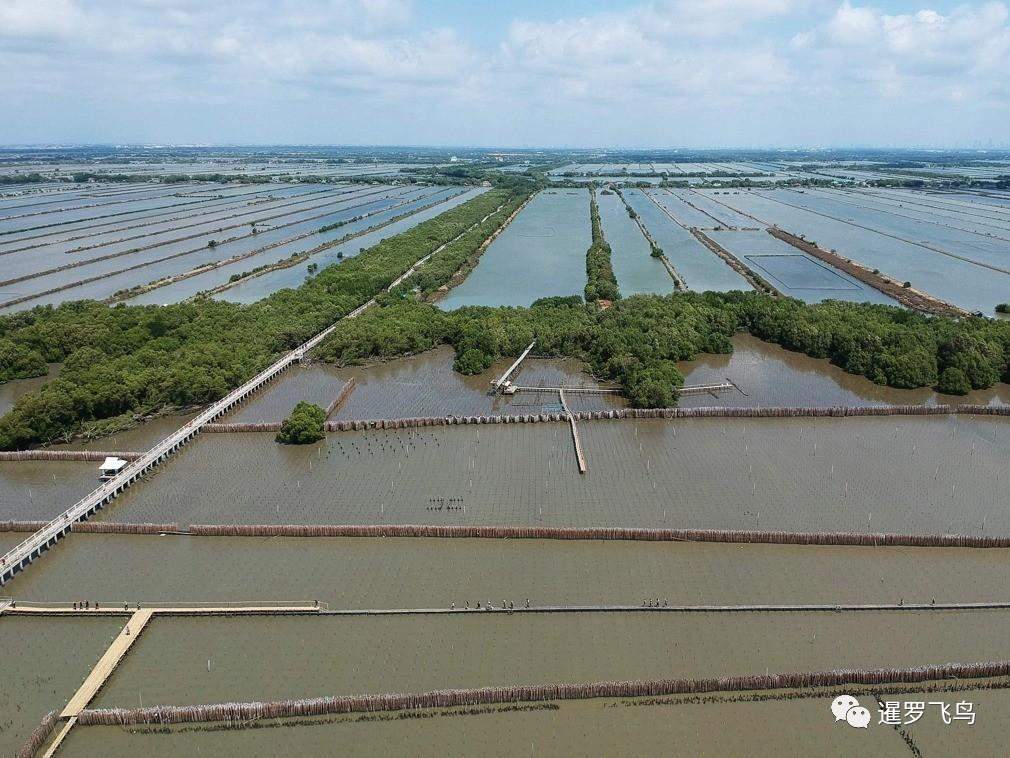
[0,0,1008,145]
[804,1,1010,99]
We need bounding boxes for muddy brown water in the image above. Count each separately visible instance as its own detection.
[679,333,1010,408]
[328,347,625,421]
[222,365,349,423]
[60,691,909,757]
[90,611,1010,709]
[47,412,198,452]
[11,534,1010,609]
[0,459,98,521]
[0,616,122,758]
[93,415,1010,535]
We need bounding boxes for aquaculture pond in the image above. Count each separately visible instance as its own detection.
[94,415,1010,535]
[1,187,403,312]
[699,189,1010,314]
[596,191,675,296]
[621,189,751,293]
[437,190,590,309]
[706,229,896,305]
[219,187,485,304]
[10,533,1010,610]
[0,184,373,288]
[124,186,457,305]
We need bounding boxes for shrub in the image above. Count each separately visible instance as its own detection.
[275,401,326,444]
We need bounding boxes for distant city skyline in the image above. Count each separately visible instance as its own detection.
[2,0,1009,148]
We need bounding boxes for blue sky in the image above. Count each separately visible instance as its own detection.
[1,0,1008,148]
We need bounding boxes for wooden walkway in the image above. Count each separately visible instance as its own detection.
[559,389,587,474]
[60,610,153,719]
[316,601,1010,615]
[491,340,536,391]
[6,602,323,617]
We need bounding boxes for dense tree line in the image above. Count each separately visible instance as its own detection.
[0,188,524,449]
[317,291,1010,408]
[0,173,47,185]
[583,189,620,303]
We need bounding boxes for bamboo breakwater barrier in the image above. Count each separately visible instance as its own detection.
[72,660,1010,727]
[319,403,983,432]
[325,378,356,419]
[204,422,283,433]
[0,450,141,462]
[17,710,57,758]
[184,523,1010,548]
[768,228,970,318]
[0,521,177,534]
[193,403,1008,435]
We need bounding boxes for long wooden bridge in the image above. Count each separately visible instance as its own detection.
[0,200,509,587]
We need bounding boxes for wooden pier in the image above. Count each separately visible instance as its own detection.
[491,340,536,391]
[679,382,735,397]
[558,389,587,474]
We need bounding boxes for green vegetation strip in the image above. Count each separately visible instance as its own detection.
[0,188,525,450]
[584,188,620,303]
[317,291,1010,408]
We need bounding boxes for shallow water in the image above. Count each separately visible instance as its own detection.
[437,190,590,309]
[222,365,349,423]
[706,230,896,305]
[91,611,1010,708]
[10,533,1010,610]
[328,348,624,421]
[596,191,675,296]
[0,365,59,416]
[622,189,751,292]
[0,616,122,758]
[0,459,99,521]
[93,415,1010,534]
[679,333,1010,408]
[59,690,910,758]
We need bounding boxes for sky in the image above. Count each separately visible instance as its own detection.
[1,0,1009,148]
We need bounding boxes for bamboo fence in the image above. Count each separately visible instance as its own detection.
[75,660,1010,726]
